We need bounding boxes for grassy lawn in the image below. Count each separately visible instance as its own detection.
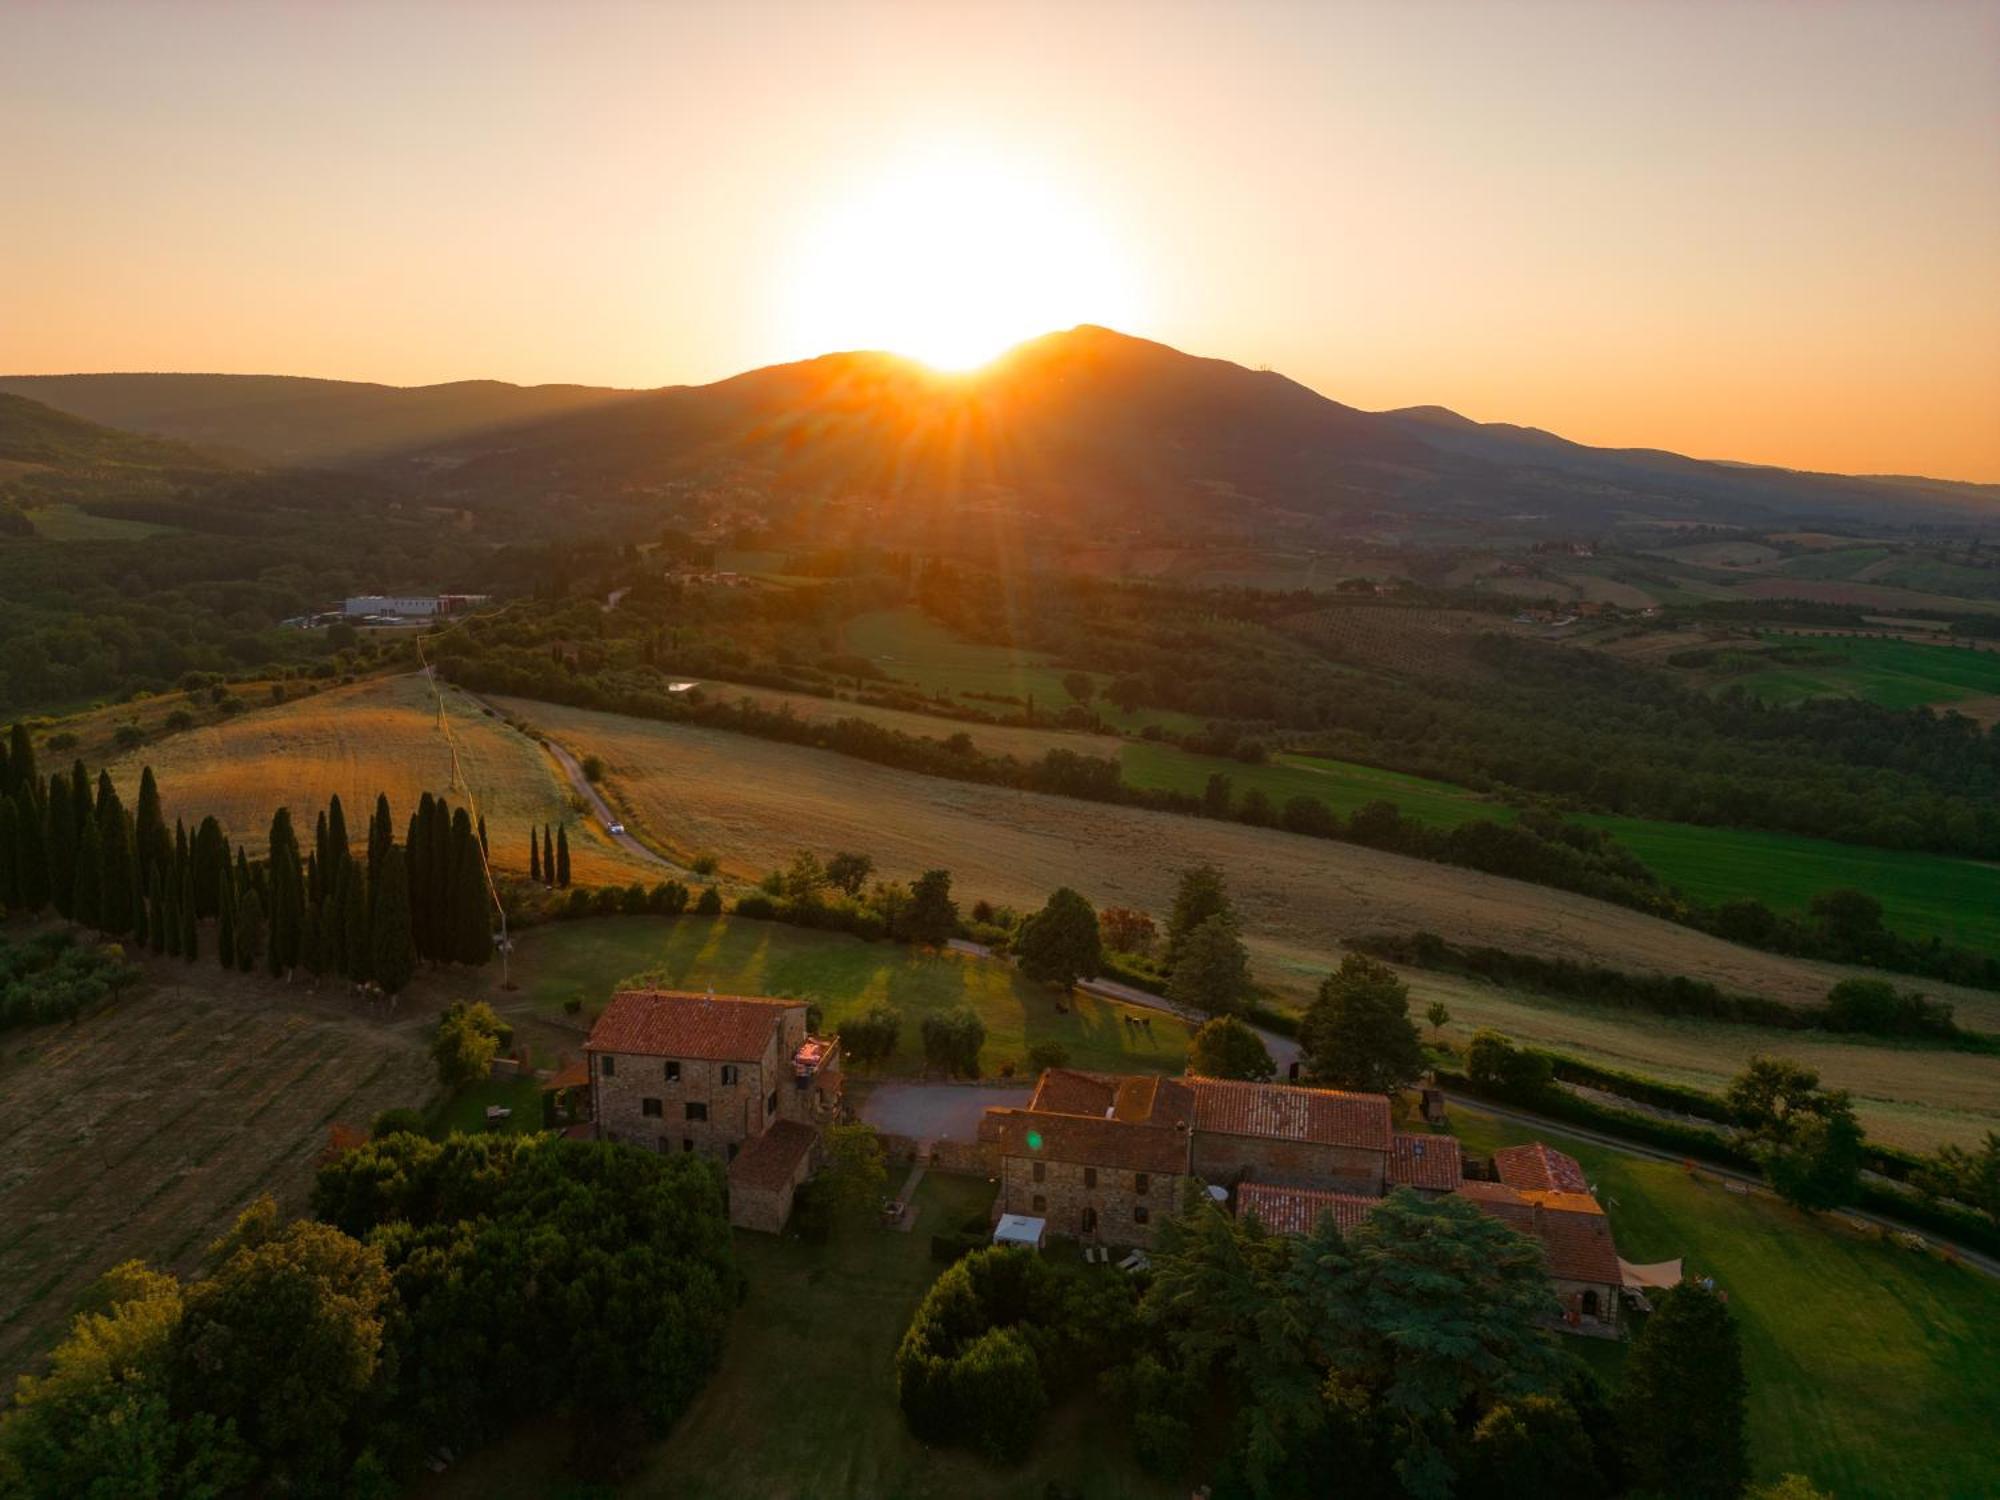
[1730,633,2000,708]
[502,915,1189,1079]
[425,1076,547,1137]
[419,1172,1177,1500]
[1120,742,1507,829]
[1448,1106,2000,1499]
[1578,813,2000,956]
[842,606,1198,733]
[25,502,181,541]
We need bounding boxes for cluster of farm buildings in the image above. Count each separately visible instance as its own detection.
[561,988,1636,1335]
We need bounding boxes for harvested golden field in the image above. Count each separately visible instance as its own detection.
[0,954,433,1379]
[104,674,656,886]
[490,695,2000,1030]
[1402,969,2000,1151]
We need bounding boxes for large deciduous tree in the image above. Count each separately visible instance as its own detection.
[1015,886,1103,989]
[1617,1283,1747,1500]
[1166,911,1250,1017]
[1298,954,1425,1094]
[1187,1015,1277,1081]
[1165,864,1230,968]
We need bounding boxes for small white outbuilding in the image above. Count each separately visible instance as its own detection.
[991,1214,1048,1251]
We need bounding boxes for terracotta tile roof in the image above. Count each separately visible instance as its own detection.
[1187,1078,1393,1153]
[1389,1133,1463,1191]
[982,1106,1192,1176]
[544,1059,589,1091]
[1455,1179,1621,1286]
[586,990,798,1061]
[1237,1182,1379,1236]
[1027,1069,1195,1129]
[1493,1142,1590,1194]
[728,1120,819,1192]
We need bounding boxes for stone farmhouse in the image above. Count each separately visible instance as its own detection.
[584,989,844,1232]
[983,1068,1624,1335]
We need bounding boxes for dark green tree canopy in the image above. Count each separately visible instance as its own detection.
[1298,953,1425,1094]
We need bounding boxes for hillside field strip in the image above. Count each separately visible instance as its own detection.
[1727,631,2000,709]
[486,694,2000,1028]
[0,955,433,1380]
[102,674,659,886]
[1408,968,1999,1151]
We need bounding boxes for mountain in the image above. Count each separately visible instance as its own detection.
[0,392,231,474]
[6,330,1991,534]
[0,373,633,466]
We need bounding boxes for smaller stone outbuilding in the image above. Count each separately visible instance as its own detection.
[727,1119,822,1233]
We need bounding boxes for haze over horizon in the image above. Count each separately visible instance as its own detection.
[4,0,1997,482]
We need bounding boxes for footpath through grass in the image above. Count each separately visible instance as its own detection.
[418,1172,1177,1500]
[504,914,1188,1079]
[1449,1105,2000,1499]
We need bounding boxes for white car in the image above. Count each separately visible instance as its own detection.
[607,821,625,836]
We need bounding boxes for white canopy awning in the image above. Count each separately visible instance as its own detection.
[992,1214,1047,1249]
[1620,1257,1683,1290]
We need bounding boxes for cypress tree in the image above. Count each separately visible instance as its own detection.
[427,796,452,957]
[370,845,415,995]
[326,794,351,890]
[477,813,489,858]
[311,812,329,904]
[0,795,18,910]
[174,817,189,880]
[450,808,491,965]
[217,873,236,969]
[368,793,392,894]
[163,880,182,958]
[149,869,170,952]
[236,887,264,973]
[267,808,304,977]
[542,825,555,887]
[71,759,92,842]
[556,824,571,887]
[45,773,75,917]
[95,776,134,937]
[135,767,170,888]
[14,786,48,912]
[7,723,36,806]
[529,828,542,882]
[72,815,103,930]
[192,815,224,918]
[408,795,434,959]
[181,869,198,962]
[341,863,370,982]
[301,901,324,979]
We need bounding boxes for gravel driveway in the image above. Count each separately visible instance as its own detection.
[861,1082,1033,1141]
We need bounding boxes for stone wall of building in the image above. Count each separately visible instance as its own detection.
[996,1154,1182,1248]
[592,1035,784,1164]
[1191,1132,1386,1194]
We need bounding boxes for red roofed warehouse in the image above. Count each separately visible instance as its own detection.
[585,989,843,1231]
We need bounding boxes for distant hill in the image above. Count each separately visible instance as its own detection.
[0,373,634,466]
[7,332,1991,532]
[0,392,229,473]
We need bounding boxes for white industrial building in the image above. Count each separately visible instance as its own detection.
[342,593,490,619]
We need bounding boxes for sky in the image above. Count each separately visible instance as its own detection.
[3,0,1997,480]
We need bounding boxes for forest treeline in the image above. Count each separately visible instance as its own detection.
[0,722,525,1024]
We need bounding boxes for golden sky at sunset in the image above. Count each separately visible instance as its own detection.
[3,0,1996,480]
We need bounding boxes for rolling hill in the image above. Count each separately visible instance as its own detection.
[7,329,1994,533]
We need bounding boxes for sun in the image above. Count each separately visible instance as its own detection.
[778,144,1144,371]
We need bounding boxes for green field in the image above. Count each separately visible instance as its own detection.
[25,502,180,541]
[1730,633,2000,708]
[1582,813,2000,955]
[1772,546,1892,581]
[842,607,1198,732]
[503,914,1189,1078]
[1120,742,1509,828]
[426,1076,546,1137]
[1449,1106,2000,1499]
[419,1171,1176,1500]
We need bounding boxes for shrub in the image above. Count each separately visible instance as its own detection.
[369,1106,426,1138]
[647,880,689,915]
[920,1006,985,1077]
[735,894,777,920]
[1024,1040,1070,1073]
[690,852,719,876]
[621,883,649,916]
[695,885,723,915]
[564,888,594,918]
[840,1003,902,1064]
[592,887,622,916]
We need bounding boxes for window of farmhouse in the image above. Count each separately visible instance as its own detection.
[601,1055,616,1077]
[641,1098,662,1118]
[1032,1161,1046,1182]
[721,1064,740,1085]
[665,1060,681,1082]
[686,1101,708,1121]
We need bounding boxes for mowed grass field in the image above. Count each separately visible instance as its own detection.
[485,694,1998,1018]
[1728,632,2000,709]
[1449,1106,2000,1499]
[101,673,657,887]
[1411,968,2000,1149]
[486,914,1188,1079]
[1581,813,2000,957]
[419,1172,1179,1500]
[1120,742,1510,828]
[0,942,434,1379]
[24,501,180,541]
[842,606,1199,733]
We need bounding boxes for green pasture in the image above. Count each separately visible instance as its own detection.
[26,503,179,541]
[1728,633,2000,709]
[502,914,1188,1078]
[1771,546,1892,581]
[1118,742,1508,829]
[1449,1106,2000,1500]
[841,607,1197,732]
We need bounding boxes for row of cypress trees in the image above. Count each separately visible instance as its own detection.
[526,820,570,887]
[0,723,517,996]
